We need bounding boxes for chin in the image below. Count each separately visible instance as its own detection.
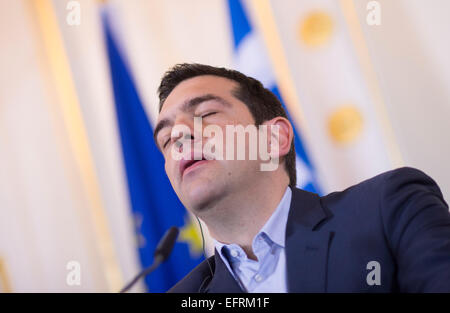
[182,180,223,213]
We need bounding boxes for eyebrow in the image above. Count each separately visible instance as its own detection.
[153,94,231,150]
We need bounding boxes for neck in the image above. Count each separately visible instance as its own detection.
[200,176,289,260]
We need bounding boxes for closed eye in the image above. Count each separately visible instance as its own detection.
[201,112,217,118]
[163,138,171,149]
[161,112,216,149]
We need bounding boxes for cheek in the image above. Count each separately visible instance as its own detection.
[164,159,175,180]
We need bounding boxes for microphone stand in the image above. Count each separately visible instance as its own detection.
[119,227,179,293]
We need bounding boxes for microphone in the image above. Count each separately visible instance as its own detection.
[119,226,179,293]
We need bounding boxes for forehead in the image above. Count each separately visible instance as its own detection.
[159,75,238,116]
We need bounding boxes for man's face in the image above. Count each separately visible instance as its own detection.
[155,75,262,214]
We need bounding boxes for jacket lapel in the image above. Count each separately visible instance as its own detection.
[204,250,245,293]
[286,188,333,292]
[204,187,332,293]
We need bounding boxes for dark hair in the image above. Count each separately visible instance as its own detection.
[157,63,297,187]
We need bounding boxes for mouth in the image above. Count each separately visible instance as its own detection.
[180,155,210,178]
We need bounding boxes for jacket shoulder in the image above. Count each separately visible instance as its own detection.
[322,166,443,200]
[167,256,215,293]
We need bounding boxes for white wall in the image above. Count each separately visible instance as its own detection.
[0,0,112,292]
[355,0,450,198]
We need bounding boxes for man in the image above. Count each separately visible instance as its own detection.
[153,63,450,292]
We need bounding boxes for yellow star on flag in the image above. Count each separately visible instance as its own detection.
[179,216,203,258]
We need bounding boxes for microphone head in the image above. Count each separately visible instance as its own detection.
[154,226,179,262]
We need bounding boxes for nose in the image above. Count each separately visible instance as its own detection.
[172,116,197,153]
[175,133,194,153]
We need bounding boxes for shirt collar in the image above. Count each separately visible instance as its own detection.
[214,186,292,257]
[259,186,292,248]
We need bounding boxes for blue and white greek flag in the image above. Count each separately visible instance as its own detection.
[227,0,321,193]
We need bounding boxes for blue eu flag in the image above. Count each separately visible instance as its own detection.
[102,11,204,292]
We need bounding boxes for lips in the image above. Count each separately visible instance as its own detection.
[179,152,210,177]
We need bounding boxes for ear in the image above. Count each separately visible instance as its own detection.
[261,117,293,159]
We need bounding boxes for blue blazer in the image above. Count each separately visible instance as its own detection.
[168,167,450,292]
